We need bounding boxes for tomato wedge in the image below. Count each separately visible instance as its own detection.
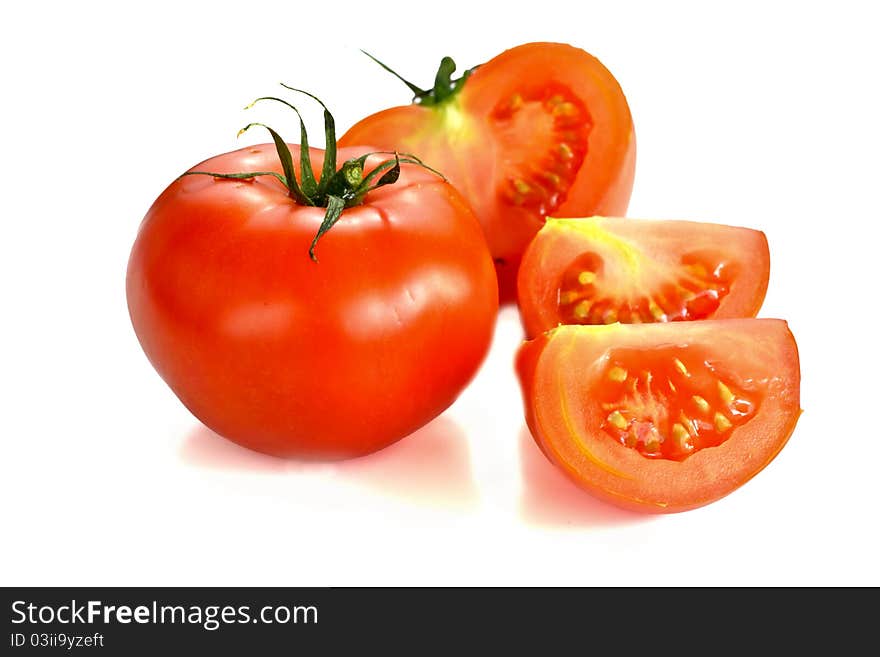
[517,216,770,338]
[340,42,636,302]
[516,320,801,513]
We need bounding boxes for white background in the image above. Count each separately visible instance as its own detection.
[2,1,878,586]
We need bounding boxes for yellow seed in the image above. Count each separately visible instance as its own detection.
[608,366,628,383]
[672,423,690,445]
[558,142,574,160]
[693,395,710,414]
[573,300,592,319]
[714,412,733,432]
[673,358,689,376]
[542,171,562,189]
[668,379,677,393]
[649,300,665,320]
[513,179,531,194]
[607,410,628,430]
[679,412,694,432]
[508,93,523,111]
[644,434,661,453]
[553,102,578,117]
[577,270,597,285]
[559,290,579,305]
[603,309,618,324]
[718,381,735,406]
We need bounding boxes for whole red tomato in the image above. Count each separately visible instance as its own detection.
[341,42,636,302]
[127,105,498,459]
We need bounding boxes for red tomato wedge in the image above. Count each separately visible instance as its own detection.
[340,42,636,302]
[516,320,801,513]
[517,216,770,338]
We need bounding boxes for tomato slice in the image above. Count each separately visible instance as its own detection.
[516,320,801,513]
[340,42,636,302]
[517,216,770,338]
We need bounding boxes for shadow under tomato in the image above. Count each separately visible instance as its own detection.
[179,415,477,510]
[333,415,477,511]
[518,426,654,528]
[179,424,293,474]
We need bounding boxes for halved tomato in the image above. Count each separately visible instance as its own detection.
[516,320,801,513]
[340,42,636,302]
[517,216,770,338]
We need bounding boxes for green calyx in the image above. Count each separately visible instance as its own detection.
[182,86,444,261]
[361,50,475,107]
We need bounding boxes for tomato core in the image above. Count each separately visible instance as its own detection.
[597,345,759,461]
[557,250,736,325]
[489,84,592,217]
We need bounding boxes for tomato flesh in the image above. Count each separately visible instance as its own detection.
[516,320,801,513]
[517,217,770,338]
[490,83,592,217]
[597,345,757,461]
[557,249,736,325]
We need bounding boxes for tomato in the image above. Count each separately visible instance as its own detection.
[517,216,770,338]
[516,319,801,513]
[340,42,636,302]
[127,141,498,459]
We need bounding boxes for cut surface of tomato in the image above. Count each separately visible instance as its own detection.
[517,216,770,338]
[340,42,636,302]
[516,320,801,513]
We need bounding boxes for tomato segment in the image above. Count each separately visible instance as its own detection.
[517,216,770,338]
[516,320,801,513]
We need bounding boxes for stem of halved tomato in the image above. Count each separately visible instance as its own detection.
[181,87,445,262]
[360,50,477,106]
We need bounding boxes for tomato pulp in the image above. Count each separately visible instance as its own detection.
[517,216,770,337]
[127,144,498,459]
[340,42,636,302]
[517,320,801,513]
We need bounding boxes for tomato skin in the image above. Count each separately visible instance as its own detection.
[127,143,498,459]
[517,216,771,338]
[340,42,636,303]
[517,320,801,513]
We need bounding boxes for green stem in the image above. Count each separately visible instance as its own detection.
[309,195,346,262]
[245,97,318,197]
[239,122,313,206]
[361,51,476,107]
[182,87,446,261]
[280,85,338,194]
